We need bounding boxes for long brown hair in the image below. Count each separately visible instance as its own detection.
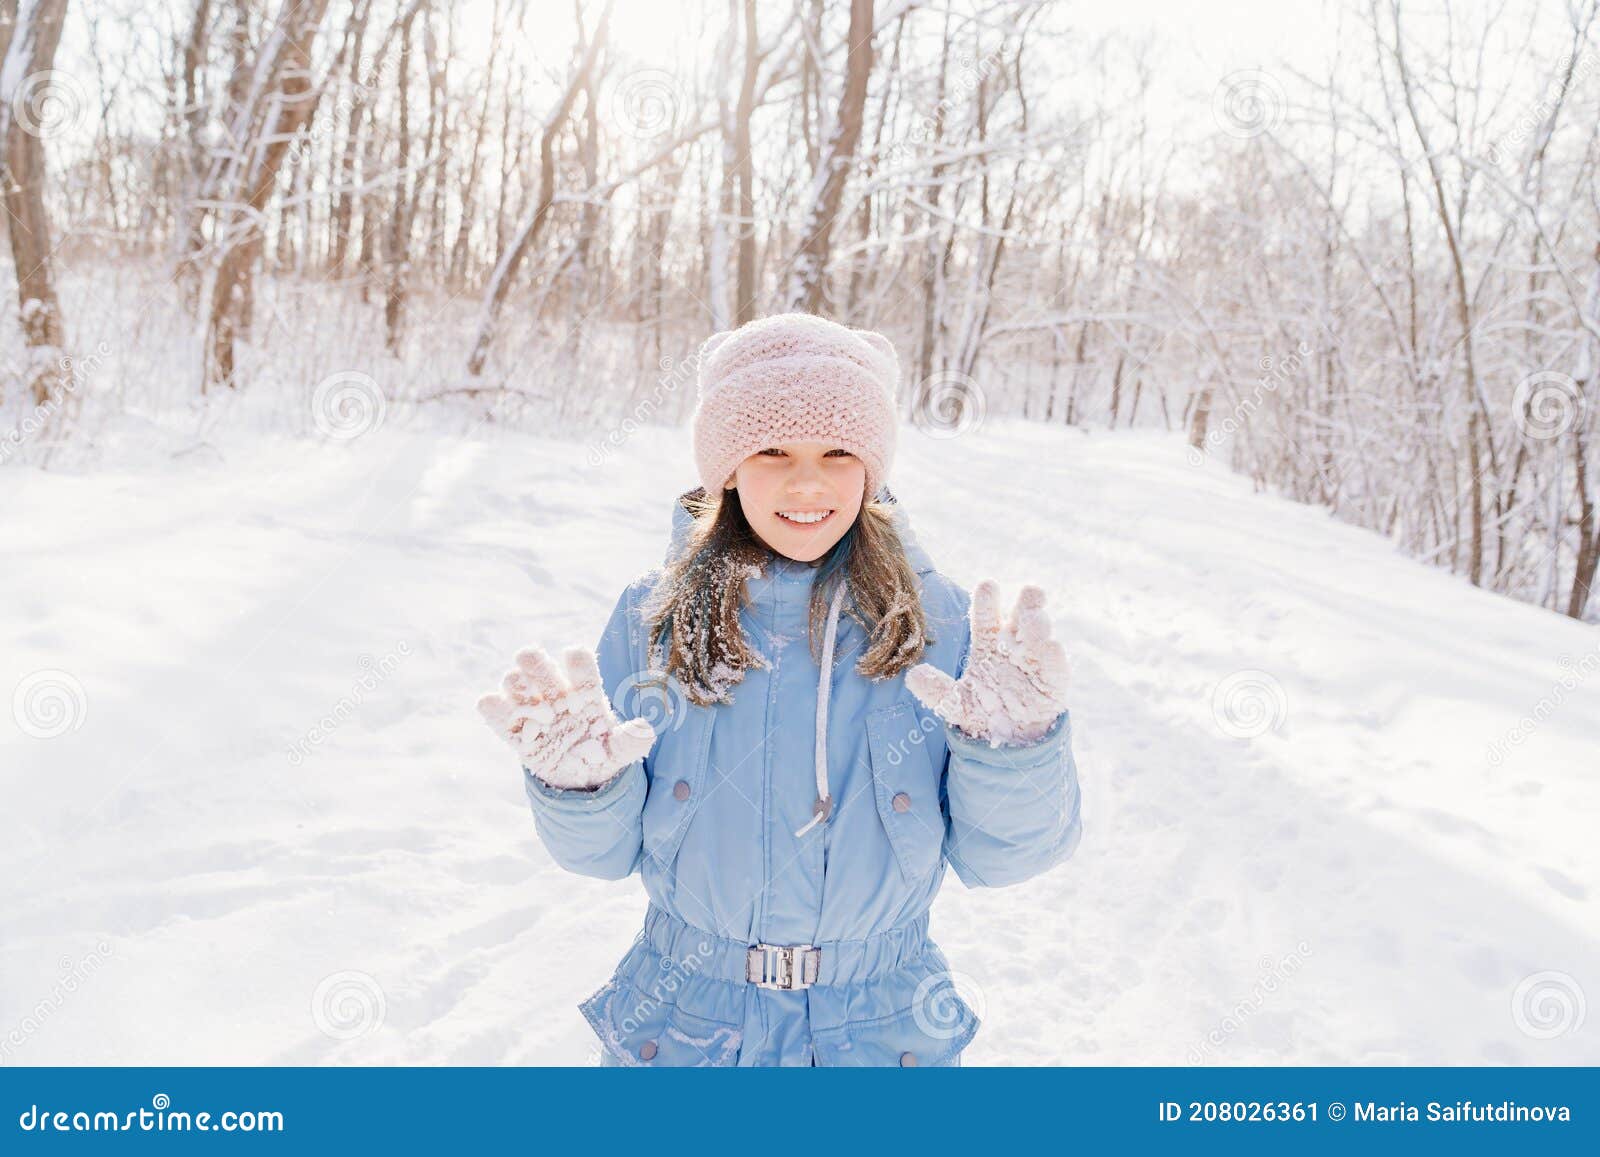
[642,486,931,706]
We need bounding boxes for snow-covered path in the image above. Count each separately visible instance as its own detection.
[2,421,1595,1064]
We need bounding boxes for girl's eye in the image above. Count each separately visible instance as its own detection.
[755,447,851,459]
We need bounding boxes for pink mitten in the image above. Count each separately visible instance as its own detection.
[478,645,656,790]
[905,580,1070,746]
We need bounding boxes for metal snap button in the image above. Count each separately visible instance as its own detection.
[892,791,911,813]
[672,779,691,801]
[639,1040,658,1061]
[899,1050,918,1067]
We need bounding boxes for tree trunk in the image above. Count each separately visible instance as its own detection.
[0,0,72,404]
[328,8,370,275]
[384,7,420,354]
[448,0,502,286]
[202,0,333,391]
[465,0,611,378]
[784,0,874,314]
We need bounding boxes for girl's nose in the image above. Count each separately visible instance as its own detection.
[786,482,828,501]
[788,458,829,491]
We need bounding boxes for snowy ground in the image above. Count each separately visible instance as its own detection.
[1,419,1596,1065]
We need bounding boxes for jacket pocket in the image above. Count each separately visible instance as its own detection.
[640,704,714,871]
[810,999,977,1067]
[579,977,743,1067]
[866,699,945,883]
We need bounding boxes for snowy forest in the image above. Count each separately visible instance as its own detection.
[2,0,1599,619]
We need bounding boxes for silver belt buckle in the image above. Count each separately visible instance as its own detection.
[746,942,820,990]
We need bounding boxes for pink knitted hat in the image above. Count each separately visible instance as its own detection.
[691,312,900,499]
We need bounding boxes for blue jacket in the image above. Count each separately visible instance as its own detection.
[522,493,1083,1065]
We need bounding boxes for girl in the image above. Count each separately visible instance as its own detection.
[478,312,1082,1067]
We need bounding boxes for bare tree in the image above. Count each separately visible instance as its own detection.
[201,0,334,391]
[464,0,612,378]
[784,0,876,313]
[383,0,428,353]
[0,0,71,404]
[327,2,372,277]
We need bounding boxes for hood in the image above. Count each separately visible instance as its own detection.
[662,486,935,574]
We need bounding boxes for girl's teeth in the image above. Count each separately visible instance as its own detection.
[779,510,831,524]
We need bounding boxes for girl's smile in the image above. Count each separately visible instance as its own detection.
[728,441,866,561]
[775,508,834,525]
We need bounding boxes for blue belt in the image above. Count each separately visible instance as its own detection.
[640,904,933,989]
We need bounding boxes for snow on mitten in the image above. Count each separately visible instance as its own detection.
[905,580,1070,747]
[477,645,656,790]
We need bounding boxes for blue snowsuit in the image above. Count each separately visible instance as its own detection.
[523,494,1083,1066]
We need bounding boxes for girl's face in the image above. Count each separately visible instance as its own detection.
[727,441,867,562]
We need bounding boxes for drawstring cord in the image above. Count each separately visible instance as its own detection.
[794,578,847,838]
